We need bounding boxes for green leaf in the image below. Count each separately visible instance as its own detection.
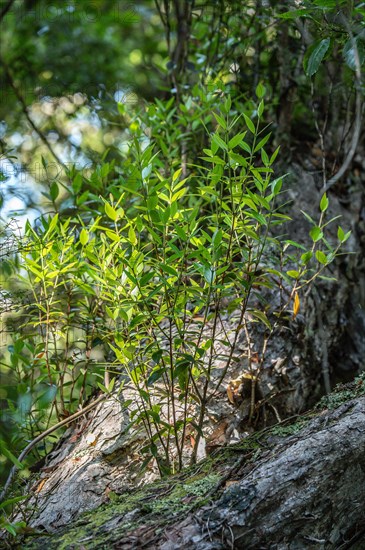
[212,229,222,248]
[152,350,163,363]
[242,197,257,211]
[45,213,59,237]
[301,210,316,225]
[204,267,215,284]
[26,263,43,279]
[301,251,313,265]
[174,359,190,380]
[50,182,59,201]
[2,446,23,469]
[229,152,248,167]
[270,146,280,164]
[224,95,232,113]
[257,99,264,118]
[278,8,312,18]
[250,309,271,329]
[117,102,126,115]
[315,250,328,264]
[175,226,187,241]
[106,230,120,242]
[161,206,171,223]
[228,132,247,149]
[160,263,178,277]
[213,112,227,129]
[105,306,116,320]
[320,193,329,212]
[105,202,118,221]
[254,132,271,153]
[97,382,109,394]
[80,228,89,246]
[107,377,116,392]
[172,168,182,182]
[128,226,137,246]
[147,368,165,386]
[284,240,306,251]
[72,173,83,193]
[255,82,266,99]
[200,155,226,165]
[77,190,89,205]
[304,38,331,76]
[4,523,17,536]
[243,113,256,134]
[337,226,345,242]
[150,442,158,457]
[246,211,267,225]
[261,149,269,166]
[337,226,351,243]
[147,195,158,211]
[171,188,187,202]
[239,141,252,154]
[310,226,323,242]
[0,496,27,511]
[271,177,282,195]
[212,133,228,151]
[287,270,300,278]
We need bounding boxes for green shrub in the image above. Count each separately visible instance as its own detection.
[1,84,350,482]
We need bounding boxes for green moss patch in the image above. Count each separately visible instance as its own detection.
[317,372,365,410]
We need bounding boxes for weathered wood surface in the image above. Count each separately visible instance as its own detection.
[17,396,365,549]
[157,398,365,549]
[11,387,150,532]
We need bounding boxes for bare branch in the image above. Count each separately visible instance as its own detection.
[0,57,67,171]
[0,0,16,22]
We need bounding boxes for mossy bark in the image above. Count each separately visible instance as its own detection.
[11,393,365,550]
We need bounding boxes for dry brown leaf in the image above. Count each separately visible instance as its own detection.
[34,478,47,493]
[227,384,235,404]
[208,420,228,446]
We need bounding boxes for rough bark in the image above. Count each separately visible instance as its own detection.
[161,398,365,550]
[13,392,365,549]
[10,386,151,532]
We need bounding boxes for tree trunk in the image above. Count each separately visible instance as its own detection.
[12,393,365,549]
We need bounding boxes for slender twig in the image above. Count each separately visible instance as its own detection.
[0,0,16,22]
[0,58,67,170]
